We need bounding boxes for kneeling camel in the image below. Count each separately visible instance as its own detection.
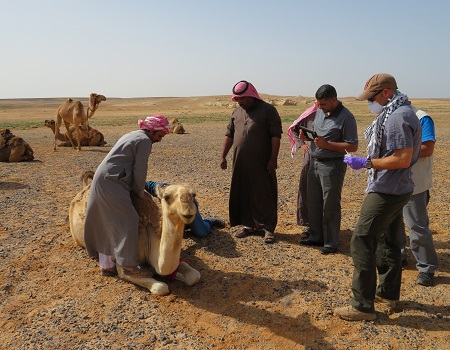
[69,171,200,295]
[0,129,34,162]
[45,119,107,147]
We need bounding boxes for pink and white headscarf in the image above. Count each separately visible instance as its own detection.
[138,115,170,134]
[231,80,262,101]
[287,101,319,158]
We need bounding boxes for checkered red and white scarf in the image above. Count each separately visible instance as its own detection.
[138,115,170,134]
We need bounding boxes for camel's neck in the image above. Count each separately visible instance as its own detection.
[149,215,183,276]
[48,124,67,141]
[87,105,97,119]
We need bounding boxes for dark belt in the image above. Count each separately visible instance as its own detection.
[313,157,344,162]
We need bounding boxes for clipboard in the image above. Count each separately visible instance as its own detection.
[298,125,318,141]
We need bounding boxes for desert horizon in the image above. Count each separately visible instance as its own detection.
[2,94,449,127]
[1,96,449,349]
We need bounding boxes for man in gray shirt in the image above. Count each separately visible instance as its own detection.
[334,73,421,321]
[299,84,358,254]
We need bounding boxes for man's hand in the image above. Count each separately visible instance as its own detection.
[299,130,309,142]
[300,144,310,153]
[220,158,227,170]
[220,137,233,170]
[313,136,328,149]
[267,158,278,173]
[343,155,368,170]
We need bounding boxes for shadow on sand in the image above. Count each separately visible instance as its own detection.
[0,181,31,190]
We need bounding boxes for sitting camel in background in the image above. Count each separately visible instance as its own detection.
[0,129,34,162]
[54,93,106,151]
[45,119,106,147]
[169,117,186,134]
[69,171,200,295]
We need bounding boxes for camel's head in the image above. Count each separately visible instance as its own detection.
[89,93,107,110]
[44,119,55,128]
[156,184,197,225]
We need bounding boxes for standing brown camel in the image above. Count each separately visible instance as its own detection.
[53,93,106,151]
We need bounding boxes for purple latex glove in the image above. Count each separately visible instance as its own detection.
[343,155,368,170]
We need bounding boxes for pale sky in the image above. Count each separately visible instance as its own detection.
[1,0,449,99]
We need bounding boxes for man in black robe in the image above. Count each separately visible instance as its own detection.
[220,80,282,243]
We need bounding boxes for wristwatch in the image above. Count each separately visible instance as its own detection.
[365,157,372,169]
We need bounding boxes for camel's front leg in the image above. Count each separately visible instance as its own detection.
[54,114,63,151]
[74,124,83,151]
[116,267,170,295]
[174,261,200,286]
[64,121,77,149]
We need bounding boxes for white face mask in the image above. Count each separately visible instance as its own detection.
[368,101,384,114]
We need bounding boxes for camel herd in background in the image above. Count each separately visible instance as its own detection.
[0,93,186,162]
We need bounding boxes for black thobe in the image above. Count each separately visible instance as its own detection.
[225,100,282,232]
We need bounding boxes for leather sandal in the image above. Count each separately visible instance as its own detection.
[263,230,275,244]
[235,227,256,238]
[300,231,310,240]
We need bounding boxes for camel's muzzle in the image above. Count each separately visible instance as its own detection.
[182,214,195,223]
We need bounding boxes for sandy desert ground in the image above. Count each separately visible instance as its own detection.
[1,95,449,349]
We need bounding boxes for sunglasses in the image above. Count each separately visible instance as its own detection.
[368,90,382,102]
